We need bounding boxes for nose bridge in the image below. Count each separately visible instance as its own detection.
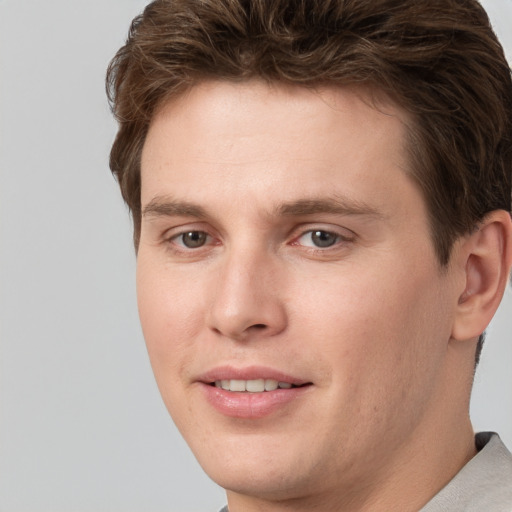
[207,239,286,340]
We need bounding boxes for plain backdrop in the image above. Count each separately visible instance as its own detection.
[0,1,510,511]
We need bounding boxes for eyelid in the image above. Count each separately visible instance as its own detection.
[287,226,357,256]
[291,224,356,243]
[159,222,355,254]
[162,223,220,251]
[170,230,211,249]
[162,221,213,239]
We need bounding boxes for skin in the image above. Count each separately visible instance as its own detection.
[137,80,510,511]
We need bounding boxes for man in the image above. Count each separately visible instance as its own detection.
[106,1,512,510]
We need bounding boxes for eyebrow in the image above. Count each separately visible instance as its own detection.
[276,197,385,219]
[142,195,385,220]
[142,197,208,219]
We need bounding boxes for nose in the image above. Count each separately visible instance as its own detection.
[207,248,287,341]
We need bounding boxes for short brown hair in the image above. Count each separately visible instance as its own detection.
[107,0,512,264]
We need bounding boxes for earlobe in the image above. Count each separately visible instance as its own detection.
[451,210,512,341]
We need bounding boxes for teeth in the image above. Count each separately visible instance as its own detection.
[246,379,265,392]
[264,379,279,391]
[213,379,294,392]
[230,379,246,392]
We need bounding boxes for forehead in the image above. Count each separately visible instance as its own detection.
[146,80,406,151]
[140,80,414,217]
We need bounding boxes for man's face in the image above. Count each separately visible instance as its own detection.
[138,81,462,504]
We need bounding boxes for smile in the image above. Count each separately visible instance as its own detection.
[199,366,313,417]
[213,379,302,392]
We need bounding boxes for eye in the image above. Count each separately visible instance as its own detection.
[173,231,209,249]
[296,230,343,248]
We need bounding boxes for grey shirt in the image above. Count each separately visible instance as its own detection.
[219,432,512,512]
[420,432,512,512]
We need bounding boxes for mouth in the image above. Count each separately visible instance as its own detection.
[210,379,310,392]
[198,366,313,418]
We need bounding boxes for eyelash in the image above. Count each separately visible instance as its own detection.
[291,229,354,250]
[165,226,354,255]
[170,230,215,250]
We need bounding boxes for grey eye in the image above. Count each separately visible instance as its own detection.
[310,230,338,248]
[180,231,208,248]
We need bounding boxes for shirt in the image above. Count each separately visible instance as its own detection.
[420,432,512,511]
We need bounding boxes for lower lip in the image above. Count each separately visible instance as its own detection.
[200,383,312,419]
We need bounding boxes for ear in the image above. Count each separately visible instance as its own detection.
[451,210,512,341]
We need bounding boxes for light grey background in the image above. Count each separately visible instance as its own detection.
[0,1,510,511]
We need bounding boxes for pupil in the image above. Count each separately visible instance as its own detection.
[183,231,206,248]
[312,231,336,248]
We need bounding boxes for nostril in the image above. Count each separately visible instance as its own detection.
[252,324,267,330]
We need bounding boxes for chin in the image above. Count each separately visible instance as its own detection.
[209,466,312,503]
[188,432,325,501]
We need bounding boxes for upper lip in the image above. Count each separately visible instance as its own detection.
[197,365,311,386]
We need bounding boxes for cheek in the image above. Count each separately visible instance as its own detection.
[294,259,450,398]
[136,258,206,387]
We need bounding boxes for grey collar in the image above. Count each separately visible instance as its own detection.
[420,432,512,512]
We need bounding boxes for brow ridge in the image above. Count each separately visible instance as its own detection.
[142,195,384,220]
[276,197,384,218]
[142,197,208,219]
